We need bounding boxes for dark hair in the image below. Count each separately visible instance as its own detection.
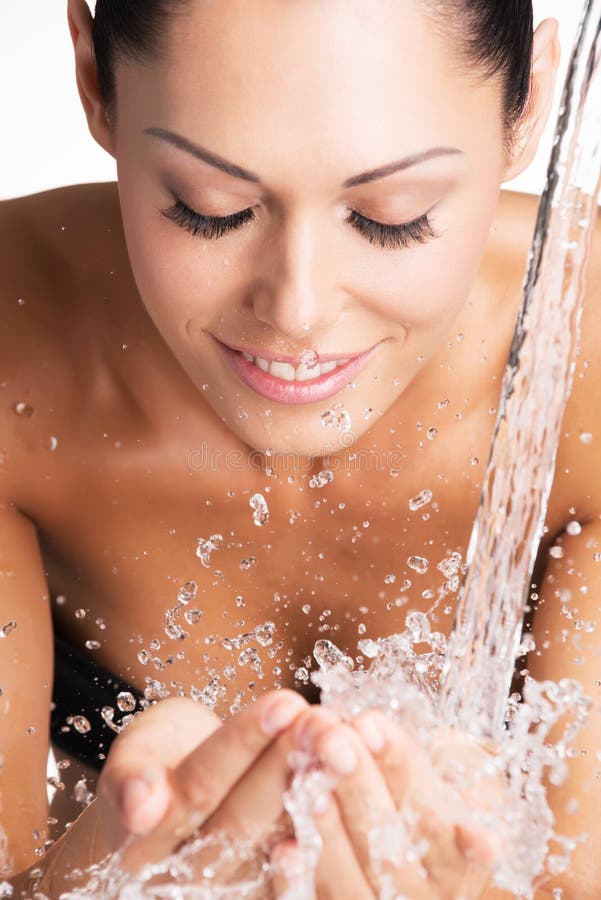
[92,0,534,151]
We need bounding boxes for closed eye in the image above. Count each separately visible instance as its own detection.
[160,197,440,250]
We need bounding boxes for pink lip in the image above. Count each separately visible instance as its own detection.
[212,336,384,405]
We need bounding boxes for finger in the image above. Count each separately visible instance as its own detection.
[172,689,308,825]
[312,798,378,899]
[270,840,309,898]
[122,690,308,869]
[307,722,396,866]
[317,716,459,898]
[351,712,429,807]
[98,696,222,839]
[351,715,495,896]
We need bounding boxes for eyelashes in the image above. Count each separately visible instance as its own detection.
[160,197,439,251]
[161,200,256,240]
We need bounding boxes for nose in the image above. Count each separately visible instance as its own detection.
[250,211,345,339]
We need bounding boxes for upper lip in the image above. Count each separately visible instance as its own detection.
[213,335,380,365]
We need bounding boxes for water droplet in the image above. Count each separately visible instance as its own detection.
[85,640,101,650]
[384,574,396,584]
[299,349,319,370]
[48,435,58,451]
[363,407,374,420]
[117,691,136,712]
[407,555,429,575]
[294,666,310,683]
[309,469,335,489]
[254,621,275,647]
[13,402,33,417]
[313,639,354,671]
[184,608,204,625]
[239,556,257,571]
[408,489,433,512]
[518,634,536,655]
[238,647,259,666]
[302,604,312,615]
[427,427,438,441]
[579,432,593,444]
[566,520,582,537]
[437,398,449,409]
[549,545,564,559]
[72,715,91,734]
[137,649,151,665]
[195,534,223,568]
[470,457,479,466]
[1,621,17,638]
[405,611,431,642]
[74,608,86,619]
[177,581,197,604]
[249,493,270,526]
[321,406,351,432]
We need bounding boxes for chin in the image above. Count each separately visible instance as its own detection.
[226,415,365,463]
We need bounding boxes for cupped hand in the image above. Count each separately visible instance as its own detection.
[94,689,309,874]
[270,710,504,900]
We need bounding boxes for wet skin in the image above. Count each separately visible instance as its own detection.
[1,182,600,859]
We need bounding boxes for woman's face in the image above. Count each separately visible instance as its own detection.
[112,0,509,457]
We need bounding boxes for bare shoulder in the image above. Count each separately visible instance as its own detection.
[0,183,125,503]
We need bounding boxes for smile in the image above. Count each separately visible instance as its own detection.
[211,336,384,405]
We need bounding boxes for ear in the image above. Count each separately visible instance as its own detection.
[67,0,115,158]
[502,17,561,183]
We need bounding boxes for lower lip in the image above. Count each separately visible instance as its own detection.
[214,338,382,405]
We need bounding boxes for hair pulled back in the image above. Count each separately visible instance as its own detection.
[92,0,534,145]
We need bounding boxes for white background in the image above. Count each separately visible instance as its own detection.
[0,1,585,201]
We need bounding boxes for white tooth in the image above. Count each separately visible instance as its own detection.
[270,360,296,381]
[242,352,254,362]
[318,360,338,375]
[255,357,270,372]
[295,362,318,382]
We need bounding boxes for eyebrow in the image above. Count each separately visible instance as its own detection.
[143,126,463,188]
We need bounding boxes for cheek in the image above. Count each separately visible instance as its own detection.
[117,179,233,339]
[371,188,500,333]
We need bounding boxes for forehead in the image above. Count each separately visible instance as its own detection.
[118,0,502,188]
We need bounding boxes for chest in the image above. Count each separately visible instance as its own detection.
[33,399,505,714]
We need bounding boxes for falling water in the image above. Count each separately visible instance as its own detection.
[439,0,601,739]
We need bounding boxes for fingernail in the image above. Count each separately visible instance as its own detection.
[353,714,386,754]
[121,772,168,835]
[261,695,305,737]
[319,733,358,775]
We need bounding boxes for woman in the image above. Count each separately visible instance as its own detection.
[1,0,600,895]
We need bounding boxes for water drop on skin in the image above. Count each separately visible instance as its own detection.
[13,402,33,417]
[407,555,429,575]
[1,621,17,638]
[250,493,270,526]
[579,432,593,444]
[408,489,433,512]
